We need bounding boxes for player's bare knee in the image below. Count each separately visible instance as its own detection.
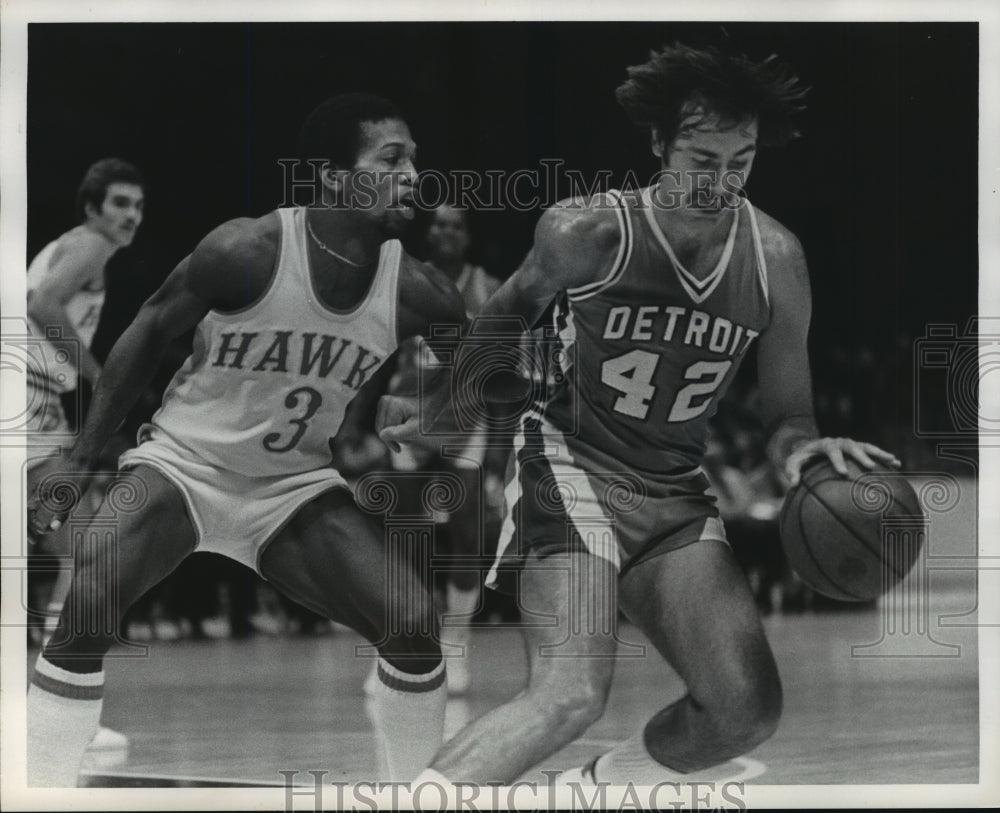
[531,670,611,737]
[710,668,783,749]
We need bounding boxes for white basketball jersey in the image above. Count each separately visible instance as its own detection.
[27,239,107,392]
[149,207,402,476]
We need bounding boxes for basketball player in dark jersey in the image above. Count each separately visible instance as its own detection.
[26,94,468,786]
[389,44,901,787]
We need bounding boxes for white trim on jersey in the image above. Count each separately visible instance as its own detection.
[566,190,634,302]
[383,238,402,348]
[744,200,770,309]
[552,297,577,378]
[486,411,622,589]
[641,186,740,305]
[488,409,536,586]
[533,417,619,568]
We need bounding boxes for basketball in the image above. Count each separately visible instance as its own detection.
[778,457,925,601]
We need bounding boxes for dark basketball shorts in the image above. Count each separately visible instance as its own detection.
[486,412,728,589]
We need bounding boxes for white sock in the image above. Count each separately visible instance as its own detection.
[441,583,478,657]
[441,584,478,694]
[366,658,447,781]
[27,655,105,786]
[43,602,62,634]
[443,583,479,640]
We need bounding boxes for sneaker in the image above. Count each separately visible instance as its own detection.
[81,726,129,771]
[88,726,129,751]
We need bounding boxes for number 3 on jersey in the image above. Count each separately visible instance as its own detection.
[600,350,732,422]
[263,386,322,452]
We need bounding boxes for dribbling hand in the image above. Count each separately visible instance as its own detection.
[784,437,901,486]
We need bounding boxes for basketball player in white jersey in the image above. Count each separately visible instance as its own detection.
[26,158,144,759]
[426,204,501,317]
[390,44,901,787]
[26,157,145,515]
[26,94,467,786]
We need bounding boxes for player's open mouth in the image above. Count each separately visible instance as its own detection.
[397,198,416,219]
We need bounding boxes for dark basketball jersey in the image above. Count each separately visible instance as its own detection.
[540,187,772,476]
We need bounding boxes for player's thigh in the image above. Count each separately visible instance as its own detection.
[618,539,779,707]
[518,550,618,697]
[72,464,198,612]
[259,487,432,639]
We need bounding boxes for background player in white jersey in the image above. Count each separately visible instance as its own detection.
[426,204,501,317]
[396,44,902,786]
[26,94,467,787]
[26,157,145,532]
[25,158,144,757]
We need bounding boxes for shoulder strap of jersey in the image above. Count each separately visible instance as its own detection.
[273,206,301,291]
[375,238,402,349]
[744,200,770,308]
[566,189,634,302]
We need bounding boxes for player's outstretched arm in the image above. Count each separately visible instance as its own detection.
[28,219,270,532]
[376,257,469,451]
[756,219,900,486]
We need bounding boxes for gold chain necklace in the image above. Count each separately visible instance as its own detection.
[306,218,368,268]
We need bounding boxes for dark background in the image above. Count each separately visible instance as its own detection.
[26,22,979,459]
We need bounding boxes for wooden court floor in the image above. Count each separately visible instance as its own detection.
[35,577,979,790]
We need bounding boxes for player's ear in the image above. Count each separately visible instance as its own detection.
[320,164,349,195]
[650,126,666,159]
[83,200,101,221]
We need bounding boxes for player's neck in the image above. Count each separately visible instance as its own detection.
[307,207,384,267]
[655,206,735,259]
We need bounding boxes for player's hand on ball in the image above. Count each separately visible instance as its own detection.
[785,437,901,486]
[376,394,421,453]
